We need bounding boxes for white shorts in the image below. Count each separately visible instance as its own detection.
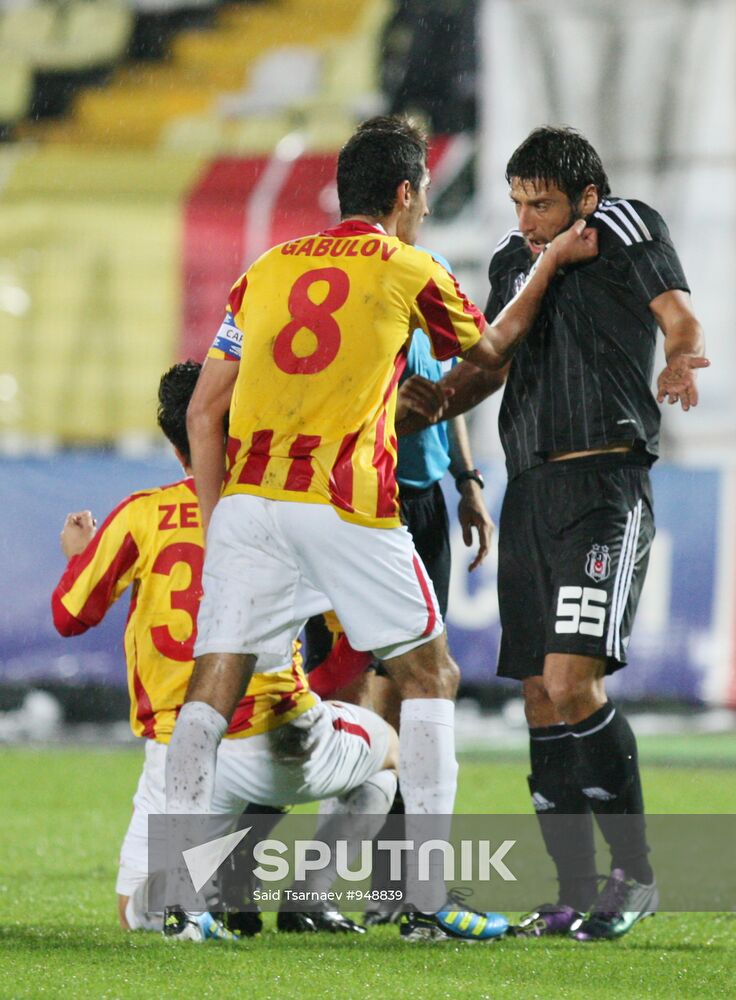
[116,699,391,895]
[195,494,443,670]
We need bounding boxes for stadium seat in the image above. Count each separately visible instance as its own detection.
[0,0,133,72]
[165,0,388,155]
[0,3,56,59]
[73,84,216,145]
[298,0,390,117]
[0,0,133,120]
[161,112,297,154]
[0,49,33,132]
[217,45,323,118]
[7,0,386,146]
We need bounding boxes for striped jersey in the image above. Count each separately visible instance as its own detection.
[207,220,484,528]
[397,247,454,490]
[51,478,316,742]
[485,198,690,480]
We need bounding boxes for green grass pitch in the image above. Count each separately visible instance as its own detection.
[0,740,734,1000]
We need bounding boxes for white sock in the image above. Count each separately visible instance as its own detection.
[400,698,458,914]
[124,881,162,932]
[165,701,228,814]
[300,771,398,897]
[318,769,398,818]
[399,698,458,814]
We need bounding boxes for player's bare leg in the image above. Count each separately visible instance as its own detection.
[541,653,607,724]
[369,672,402,732]
[330,669,375,710]
[186,651,258,720]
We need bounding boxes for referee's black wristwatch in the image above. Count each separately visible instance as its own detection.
[455,468,485,492]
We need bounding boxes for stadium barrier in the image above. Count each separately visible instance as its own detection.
[2,451,733,709]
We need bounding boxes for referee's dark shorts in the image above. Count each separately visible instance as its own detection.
[398,480,451,620]
[497,451,655,680]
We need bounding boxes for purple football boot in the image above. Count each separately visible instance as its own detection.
[511,903,583,937]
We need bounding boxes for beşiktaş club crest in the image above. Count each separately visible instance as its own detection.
[585,544,611,582]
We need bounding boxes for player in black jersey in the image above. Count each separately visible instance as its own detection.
[437,126,709,940]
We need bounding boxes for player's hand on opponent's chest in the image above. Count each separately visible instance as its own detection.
[396,374,454,426]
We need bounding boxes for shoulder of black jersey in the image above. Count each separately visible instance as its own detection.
[488,228,527,277]
[592,197,671,248]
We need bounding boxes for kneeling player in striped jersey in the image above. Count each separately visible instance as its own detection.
[51,362,398,940]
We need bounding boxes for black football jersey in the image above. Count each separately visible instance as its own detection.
[485,198,690,480]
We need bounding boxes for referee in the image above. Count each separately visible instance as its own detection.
[441,126,709,940]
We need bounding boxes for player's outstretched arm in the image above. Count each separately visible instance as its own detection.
[186,356,238,535]
[650,289,710,411]
[464,220,598,370]
[52,502,136,637]
[395,361,509,437]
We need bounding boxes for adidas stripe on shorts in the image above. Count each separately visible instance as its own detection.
[496,451,654,680]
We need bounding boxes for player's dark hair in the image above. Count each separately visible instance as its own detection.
[505,126,611,205]
[337,115,428,218]
[157,360,201,464]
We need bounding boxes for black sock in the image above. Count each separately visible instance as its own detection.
[529,724,597,912]
[220,805,286,912]
[369,787,405,904]
[570,702,653,884]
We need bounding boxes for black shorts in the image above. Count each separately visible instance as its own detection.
[496,452,655,680]
[399,481,451,619]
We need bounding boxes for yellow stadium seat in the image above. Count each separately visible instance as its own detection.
[73,85,215,145]
[300,0,391,114]
[0,49,33,126]
[0,4,56,58]
[300,110,356,151]
[10,0,386,147]
[161,112,299,156]
[0,0,132,73]
[219,0,367,36]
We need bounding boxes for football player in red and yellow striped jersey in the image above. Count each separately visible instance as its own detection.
[52,362,398,937]
[206,224,485,529]
[53,481,315,743]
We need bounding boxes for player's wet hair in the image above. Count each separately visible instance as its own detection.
[505,126,611,206]
[337,115,428,218]
[157,360,201,464]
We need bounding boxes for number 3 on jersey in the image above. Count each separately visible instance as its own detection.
[150,542,202,662]
[273,268,349,375]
